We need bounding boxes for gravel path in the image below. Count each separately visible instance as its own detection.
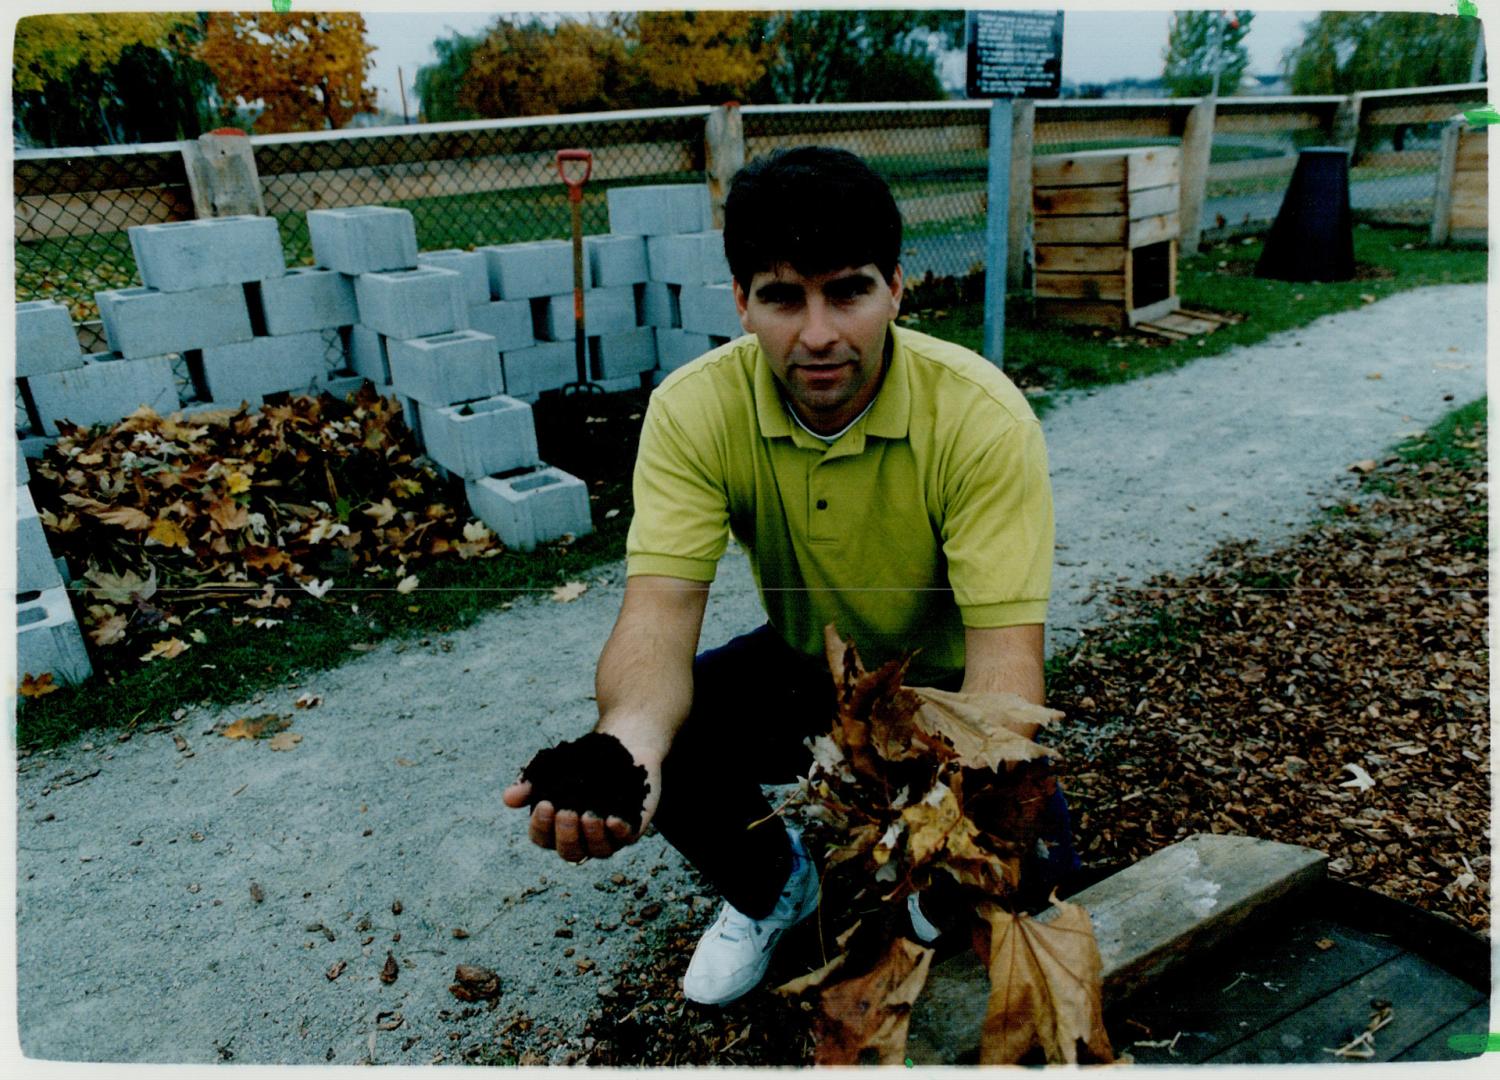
[12,284,1486,1066]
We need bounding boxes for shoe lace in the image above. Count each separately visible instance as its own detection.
[715,854,809,945]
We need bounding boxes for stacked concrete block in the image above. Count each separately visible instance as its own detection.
[96,283,254,359]
[353,267,469,340]
[17,485,64,593]
[255,267,358,334]
[638,282,681,329]
[535,287,637,341]
[387,330,503,407]
[15,587,92,687]
[129,216,285,293]
[479,241,572,300]
[465,466,593,552]
[26,353,178,435]
[656,328,717,374]
[502,342,576,400]
[606,184,711,236]
[308,206,419,274]
[469,300,535,353]
[15,440,31,487]
[195,331,329,407]
[590,327,657,380]
[16,300,84,377]
[680,283,744,339]
[646,231,731,286]
[347,325,391,385]
[418,395,540,481]
[418,249,490,306]
[585,235,649,287]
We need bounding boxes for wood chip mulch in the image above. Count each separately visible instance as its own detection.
[1048,431,1489,935]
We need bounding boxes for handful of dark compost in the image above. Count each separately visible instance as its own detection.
[520,732,649,831]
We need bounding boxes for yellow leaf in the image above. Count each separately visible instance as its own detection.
[146,518,191,549]
[395,575,419,594]
[268,731,303,752]
[88,614,129,647]
[140,637,189,662]
[551,581,588,603]
[224,470,252,494]
[221,713,289,739]
[19,672,59,698]
[92,505,152,531]
[363,498,398,525]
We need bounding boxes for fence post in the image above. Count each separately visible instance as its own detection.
[1430,121,1461,245]
[1178,98,1216,254]
[182,128,265,219]
[983,100,1013,368]
[1331,93,1363,157]
[1006,100,1035,290]
[705,103,744,230]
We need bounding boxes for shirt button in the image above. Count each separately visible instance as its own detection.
[815,499,828,510]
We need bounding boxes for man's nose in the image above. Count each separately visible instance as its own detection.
[798,297,839,352]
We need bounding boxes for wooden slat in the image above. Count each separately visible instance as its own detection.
[1392,1001,1491,1062]
[1034,117,1175,145]
[906,834,1328,1066]
[1125,148,1180,191]
[1127,294,1179,326]
[1365,101,1481,126]
[1128,212,1179,248]
[1209,952,1486,1064]
[1035,245,1126,273]
[899,191,983,227]
[1208,156,1298,182]
[1033,298,1128,329]
[1357,150,1440,172]
[1214,109,1328,135]
[1450,205,1486,231]
[1176,307,1242,325]
[1035,271,1125,301]
[1455,129,1488,170]
[1129,185,1178,220]
[1034,153,1126,187]
[1034,215,1126,245]
[1035,186,1126,216]
[1451,168,1486,201]
[1135,321,1190,341]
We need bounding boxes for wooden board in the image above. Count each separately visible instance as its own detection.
[1393,1002,1491,1062]
[1128,185,1179,221]
[1128,211,1179,248]
[1034,215,1127,245]
[1035,185,1126,217]
[1034,245,1127,273]
[1124,148,1180,192]
[1034,155,1126,187]
[905,834,1328,1065]
[1035,272,1126,301]
[1126,294,1179,327]
[1456,128,1488,171]
[1033,298,1128,330]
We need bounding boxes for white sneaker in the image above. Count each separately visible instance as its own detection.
[682,829,820,1005]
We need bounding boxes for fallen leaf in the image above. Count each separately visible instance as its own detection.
[268,731,303,752]
[18,673,59,698]
[220,714,289,740]
[250,881,265,903]
[380,952,399,984]
[910,686,1059,768]
[146,518,190,548]
[294,692,323,709]
[551,581,588,603]
[326,960,346,981]
[1349,460,1378,474]
[363,498,398,525]
[450,964,502,1001]
[140,637,190,663]
[93,505,152,531]
[1315,938,1335,951]
[978,900,1114,1064]
[1339,763,1376,791]
[299,578,333,599]
[395,575,419,594]
[812,936,935,1065]
[224,470,252,495]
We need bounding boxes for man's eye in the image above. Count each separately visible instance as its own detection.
[827,281,873,303]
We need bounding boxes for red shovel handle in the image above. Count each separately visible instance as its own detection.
[557,149,592,202]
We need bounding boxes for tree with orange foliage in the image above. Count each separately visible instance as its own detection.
[195,11,376,133]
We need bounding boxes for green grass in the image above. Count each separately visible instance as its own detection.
[906,225,1487,415]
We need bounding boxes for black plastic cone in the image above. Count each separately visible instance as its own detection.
[1255,147,1355,282]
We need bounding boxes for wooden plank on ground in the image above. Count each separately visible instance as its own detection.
[1152,313,1220,335]
[1135,322,1190,341]
[1176,307,1243,325]
[1392,1001,1491,1062]
[1034,245,1126,273]
[1208,951,1486,1064]
[906,834,1327,1065]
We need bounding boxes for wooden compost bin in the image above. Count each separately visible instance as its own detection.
[1032,146,1181,330]
[1432,124,1487,245]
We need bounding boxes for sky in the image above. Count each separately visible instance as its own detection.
[353,3,1429,117]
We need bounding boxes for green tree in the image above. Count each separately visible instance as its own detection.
[1162,10,1254,97]
[414,31,483,122]
[756,9,962,103]
[1282,11,1483,95]
[13,13,218,147]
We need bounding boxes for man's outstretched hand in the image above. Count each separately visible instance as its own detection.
[502,732,662,863]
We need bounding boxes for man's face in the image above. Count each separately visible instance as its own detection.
[734,262,903,434]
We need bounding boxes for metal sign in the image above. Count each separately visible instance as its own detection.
[965,9,1064,100]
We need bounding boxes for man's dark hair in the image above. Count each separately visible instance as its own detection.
[723,146,902,291]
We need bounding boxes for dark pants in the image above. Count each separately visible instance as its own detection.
[650,625,1080,920]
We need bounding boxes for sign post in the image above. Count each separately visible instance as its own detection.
[966,9,1063,369]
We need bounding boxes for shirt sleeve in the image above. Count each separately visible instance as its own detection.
[624,392,730,582]
[939,411,1054,627]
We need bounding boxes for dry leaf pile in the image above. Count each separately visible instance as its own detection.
[28,386,500,662]
[1047,428,1489,933]
[775,628,1114,1065]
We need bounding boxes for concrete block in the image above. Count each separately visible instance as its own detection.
[502,342,576,398]
[320,373,369,401]
[197,332,328,406]
[15,586,92,686]
[606,184,711,236]
[353,267,469,340]
[585,234,648,287]
[397,394,422,443]
[417,394,539,480]
[17,485,64,593]
[256,267,358,334]
[592,374,648,393]
[680,283,744,338]
[347,325,390,385]
[638,282,682,328]
[536,286,637,341]
[15,440,30,487]
[589,327,657,379]
[19,434,54,460]
[656,328,714,372]
[467,300,535,353]
[129,216,285,293]
[387,330,503,407]
[27,354,179,436]
[646,231,730,285]
[479,241,573,299]
[418,249,490,306]
[465,466,592,552]
[15,300,84,378]
[96,283,253,359]
[307,206,418,274]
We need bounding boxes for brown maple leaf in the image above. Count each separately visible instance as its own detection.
[910,686,1061,768]
[449,963,502,1002]
[18,672,59,698]
[812,936,935,1065]
[977,900,1113,1065]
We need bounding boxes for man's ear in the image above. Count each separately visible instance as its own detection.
[887,264,904,320]
[732,279,753,333]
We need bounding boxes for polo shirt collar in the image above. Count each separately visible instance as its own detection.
[751,324,913,445]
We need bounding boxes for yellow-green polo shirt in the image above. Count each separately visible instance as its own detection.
[625,325,1052,681]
